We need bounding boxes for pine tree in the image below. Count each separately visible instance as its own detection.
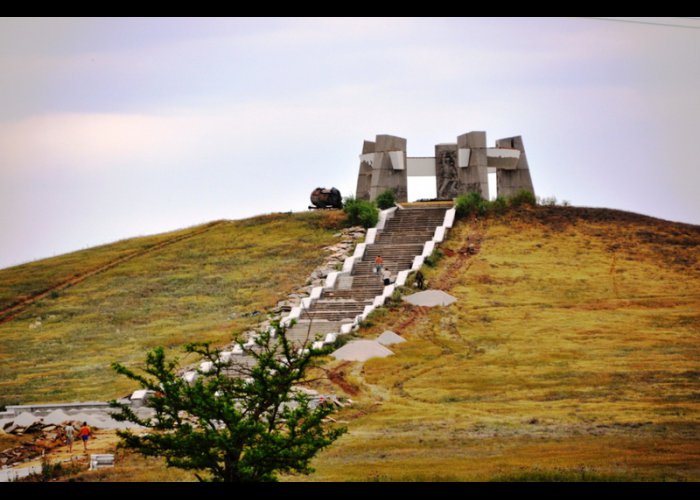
[110,322,346,482]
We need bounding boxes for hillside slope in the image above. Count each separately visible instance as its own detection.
[0,211,345,405]
[309,206,700,481]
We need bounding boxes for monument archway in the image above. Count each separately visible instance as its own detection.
[355,131,535,203]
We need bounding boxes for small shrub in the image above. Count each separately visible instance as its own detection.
[509,189,536,208]
[375,190,396,210]
[561,200,571,207]
[455,192,488,218]
[343,196,379,229]
[424,249,443,268]
[488,196,508,215]
[539,196,557,207]
[385,288,403,309]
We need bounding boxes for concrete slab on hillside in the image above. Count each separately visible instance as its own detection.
[377,330,406,346]
[403,290,457,307]
[332,340,394,362]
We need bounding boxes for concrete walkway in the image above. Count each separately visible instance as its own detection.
[0,464,42,482]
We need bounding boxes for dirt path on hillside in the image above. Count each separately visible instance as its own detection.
[0,221,225,325]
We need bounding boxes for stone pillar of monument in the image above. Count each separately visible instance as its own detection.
[355,140,375,200]
[434,143,461,199]
[368,134,408,203]
[495,136,535,198]
[457,131,489,199]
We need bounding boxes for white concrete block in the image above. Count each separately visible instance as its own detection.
[353,243,366,259]
[433,226,446,243]
[341,323,354,334]
[310,286,323,300]
[395,270,410,287]
[312,340,325,350]
[388,150,405,170]
[411,256,425,271]
[231,344,243,355]
[324,332,337,343]
[382,284,395,298]
[406,157,436,177]
[301,297,312,310]
[444,208,456,228]
[183,371,198,384]
[373,295,386,307]
[199,361,214,373]
[90,454,115,470]
[458,148,471,167]
[130,389,150,401]
[376,206,397,230]
[325,271,338,289]
[487,147,520,159]
[219,351,233,363]
[422,240,436,258]
[289,307,302,320]
[342,256,355,273]
[365,228,377,244]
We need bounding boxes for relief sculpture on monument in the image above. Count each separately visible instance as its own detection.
[436,149,462,199]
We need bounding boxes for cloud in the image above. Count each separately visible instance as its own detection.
[0,113,200,174]
[1,18,700,269]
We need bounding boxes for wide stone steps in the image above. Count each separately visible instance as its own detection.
[302,310,364,321]
[384,223,444,231]
[312,300,370,311]
[364,244,424,255]
[322,289,382,300]
[375,238,432,245]
[285,320,347,343]
[284,205,450,329]
[387,215,445,221]
[386,212,446,221]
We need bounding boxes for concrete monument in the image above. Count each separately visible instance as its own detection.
[495,136,535,198]
[356,134,408,203]
[355,130,535,201]
[355,140,375,201]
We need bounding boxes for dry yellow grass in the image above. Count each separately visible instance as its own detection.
[0,210,345,405]
[306,206,700,481]
[7,205,699,481]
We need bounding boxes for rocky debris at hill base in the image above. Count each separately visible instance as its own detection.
[265,226,365,316]
[224,226,366,321]
[184,225,366,377]
[0,420,81,467]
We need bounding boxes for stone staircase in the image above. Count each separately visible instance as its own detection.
[285,205,449,343]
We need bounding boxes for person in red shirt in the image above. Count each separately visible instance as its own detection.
[79,422,91,452]
[374,255,384,274]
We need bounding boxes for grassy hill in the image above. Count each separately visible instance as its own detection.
[307,206,700,481]
[0,211,345,405]
[3,205,699,481]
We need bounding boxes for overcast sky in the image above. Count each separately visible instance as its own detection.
[1,17,699,269]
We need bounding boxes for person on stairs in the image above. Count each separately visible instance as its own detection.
[382,267,392,286]
[374,255,384,274]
